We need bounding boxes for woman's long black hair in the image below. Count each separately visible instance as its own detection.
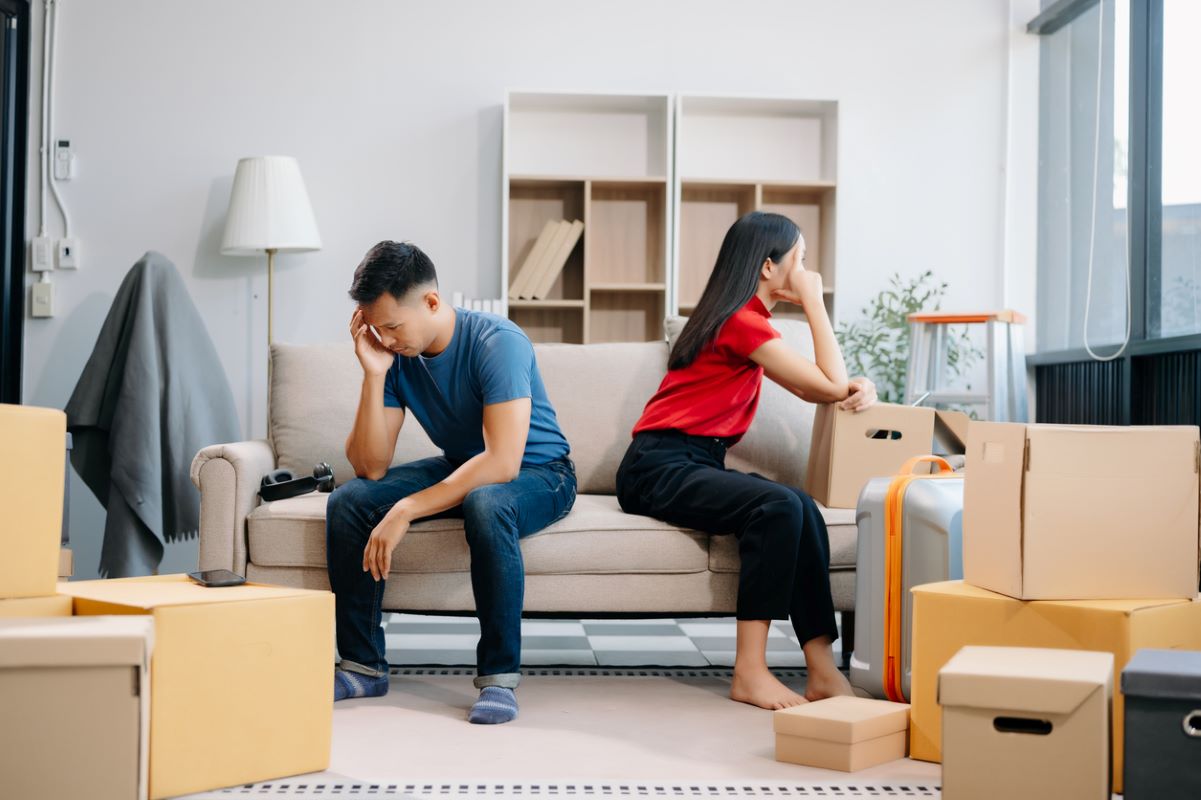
[669,211,801,370]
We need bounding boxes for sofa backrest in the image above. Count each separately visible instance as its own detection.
[269,316,816,495]
[270,342,441,486]
[533,341,667,494]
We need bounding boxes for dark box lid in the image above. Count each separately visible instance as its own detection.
[1122,648,1201,701]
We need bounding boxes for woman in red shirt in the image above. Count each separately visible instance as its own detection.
[617,211,877,710]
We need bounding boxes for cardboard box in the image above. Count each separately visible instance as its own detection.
[0,404,66,598]
[939,646,1112,799]
[58,547,73,579]
[1122,648,1201,799]
[0,615,153,800]
[909,580,1201,792]
[806,403,937,508]
[964,420,1200,599]
[0,593,72,617]
[60,574,334,799]
[774,696,909,771]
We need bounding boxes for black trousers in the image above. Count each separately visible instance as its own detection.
[616,429,839,646]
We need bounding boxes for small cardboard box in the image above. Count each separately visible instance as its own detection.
[964,420,1200,599]
[58,547,73,579]
[0,615,153,800]
[939,646,1113,800]
[774,695,909,771]
[0,404,66,598]
[60,574,335,800]
[908,580,1201,793]
[1121,648,1201,799]
[0,592,72,617]
[805,403,937,508]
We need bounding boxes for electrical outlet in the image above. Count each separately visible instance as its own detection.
[32,279,54,318]
[57,237,79,269]
[32,236,53,271]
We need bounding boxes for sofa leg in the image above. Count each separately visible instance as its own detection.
[839,611,855,671]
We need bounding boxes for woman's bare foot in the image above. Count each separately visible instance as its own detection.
[804,666,855,702]
[730,665,807,710]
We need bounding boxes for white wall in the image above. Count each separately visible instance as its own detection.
[22,0,1036,580]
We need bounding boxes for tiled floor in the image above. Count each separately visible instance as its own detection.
[384,613,844,668]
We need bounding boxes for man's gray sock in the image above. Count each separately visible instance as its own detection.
[467,686,519,724]
[334,668,389,701]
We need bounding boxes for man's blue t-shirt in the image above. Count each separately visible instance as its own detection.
[382,309,570,467]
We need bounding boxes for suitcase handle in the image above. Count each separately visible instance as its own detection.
[898,455,955,475]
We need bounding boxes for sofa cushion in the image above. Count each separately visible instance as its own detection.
[270,342,439,485]
[666,316,817,490]
[533,341,667,495]
[247,493,710,575]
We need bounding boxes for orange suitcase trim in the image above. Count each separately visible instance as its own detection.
[882,455,957,702]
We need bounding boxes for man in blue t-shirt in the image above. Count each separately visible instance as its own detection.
[327,240,576,724]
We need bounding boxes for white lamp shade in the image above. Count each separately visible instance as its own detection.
[220,156,322,255]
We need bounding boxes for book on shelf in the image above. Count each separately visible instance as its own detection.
[508,219,559,300]
[529,219,584,300]
[517,220,571,300]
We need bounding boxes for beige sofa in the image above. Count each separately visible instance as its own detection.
[191,318,858,627]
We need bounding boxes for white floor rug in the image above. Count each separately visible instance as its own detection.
[183,668,942,799]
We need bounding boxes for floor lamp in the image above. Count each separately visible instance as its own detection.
[220,155,322,432]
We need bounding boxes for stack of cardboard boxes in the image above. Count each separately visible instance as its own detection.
[0,404,337,799]
[785,408,1201,793]
[909,421,1201,797]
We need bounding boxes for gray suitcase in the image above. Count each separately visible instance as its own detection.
[849,456,964,702]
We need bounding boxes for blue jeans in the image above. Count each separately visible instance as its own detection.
[325,455,576,689]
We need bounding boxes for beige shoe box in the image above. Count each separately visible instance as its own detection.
[774,695,910,771]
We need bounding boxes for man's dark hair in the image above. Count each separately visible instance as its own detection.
[348,240,438,304]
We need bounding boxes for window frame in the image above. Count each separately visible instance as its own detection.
[0,0,29,405]
[1029,0,1198,368]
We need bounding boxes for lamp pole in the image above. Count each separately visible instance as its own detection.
[266,247,276,433]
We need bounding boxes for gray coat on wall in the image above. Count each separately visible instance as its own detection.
[65,251,240,577]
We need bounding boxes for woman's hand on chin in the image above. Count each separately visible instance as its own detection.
[838,377,877,412]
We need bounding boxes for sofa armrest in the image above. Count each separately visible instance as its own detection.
[190,439,276,574]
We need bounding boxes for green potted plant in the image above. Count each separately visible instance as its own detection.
[835,270,983,409]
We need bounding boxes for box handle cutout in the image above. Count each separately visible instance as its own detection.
[1184,710,1201,738]
[866,429,903,441]
[993,717,1053,736]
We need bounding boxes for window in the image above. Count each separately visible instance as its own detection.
[1036,0,1131,353]
[1149,0,1201,338]
[1031,0,1201,427]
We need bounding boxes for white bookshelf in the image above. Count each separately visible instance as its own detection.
[502,91,673,343]
[673,95,838,322]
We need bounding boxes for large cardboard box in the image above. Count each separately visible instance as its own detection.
[964,420,1200,599]
[60,574,334,799]
[1122,648,1201,799]
[939,646,1112,800]
[805,403,937,508]
[0,593,72,617]
[909,580,1201,793]
[0,616,153,800]
[0,404,66,598]
[774,696,909,771]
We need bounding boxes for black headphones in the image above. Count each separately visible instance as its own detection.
[259,462,336,502]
